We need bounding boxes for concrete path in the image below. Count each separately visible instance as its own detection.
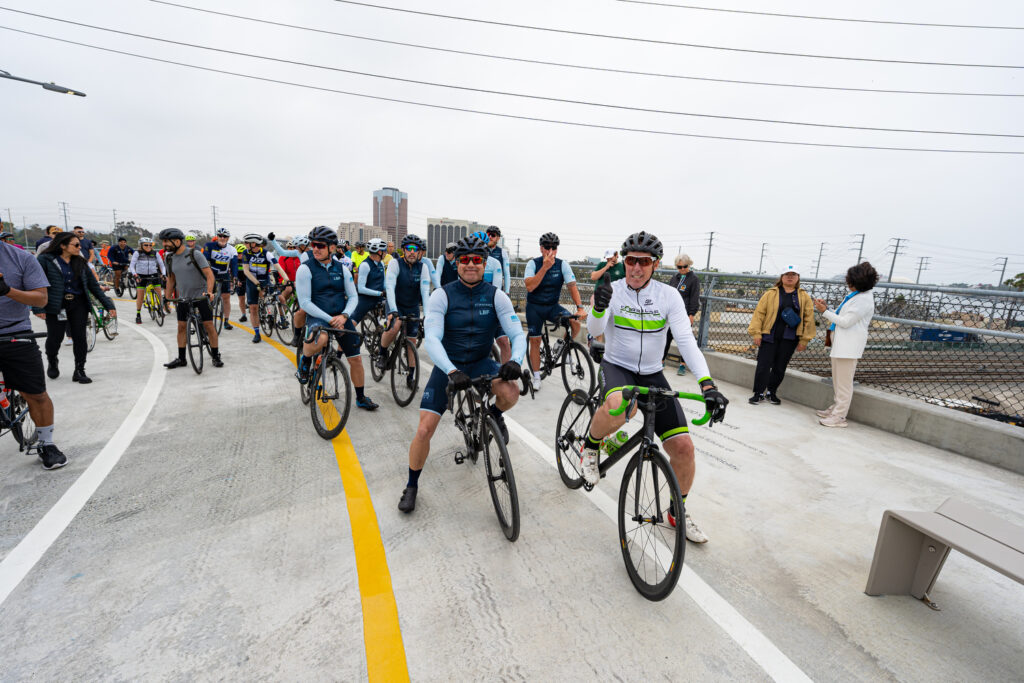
[1,299,1022,681]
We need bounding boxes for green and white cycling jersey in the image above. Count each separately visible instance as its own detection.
[586,278,711,379]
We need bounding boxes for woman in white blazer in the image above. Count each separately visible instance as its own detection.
[812,262,880,428]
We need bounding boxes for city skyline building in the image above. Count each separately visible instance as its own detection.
[372,187,408,244]
[425,217,499,259]
[337,221,389,246]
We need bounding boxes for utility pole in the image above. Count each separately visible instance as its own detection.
[211,205,218,232]
[112,208,117,243]
[886,238,907,282]
[915,256,930,284]
[813,242,826,278]
[705,231,715,270]
[515,238,520,261]
[5,208,11,226]
[851,233,865,264]
[59,201,70,230]
[994,256,1009,288]
[22,216,28,246]
[757,242,767,275]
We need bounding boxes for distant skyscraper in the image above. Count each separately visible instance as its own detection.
[425,218,491,259]
[373,187,408,243]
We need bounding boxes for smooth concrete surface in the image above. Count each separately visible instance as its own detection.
[696,349,1024,476]
[1,299,1022,681]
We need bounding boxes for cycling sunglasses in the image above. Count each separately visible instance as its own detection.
[624,255,656,267]
[540,242,558,250]
[404,245,419,252]
[458,255,485,265]
[310,242,329,249]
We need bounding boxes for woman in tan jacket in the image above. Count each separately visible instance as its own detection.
[746,264,816,404]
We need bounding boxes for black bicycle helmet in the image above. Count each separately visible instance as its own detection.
[453,234,490,257]
[620,231,663,259]
[158,228,186,242]
[0,231,13,241]
[539,232,560,248]
[308,225,338,245]
[401,234,426,251]
[486,225,501,237]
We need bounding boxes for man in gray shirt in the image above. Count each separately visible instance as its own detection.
[0,241,68,469]
[159,228,223,369]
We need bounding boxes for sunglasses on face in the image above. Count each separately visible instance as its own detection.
[624,255,655,268]
[311,242,329,249]
[404,245,419,252]
[677,265,689,270]
[458,255,484,265]
[540,243,558,250]
[69,242,81,248]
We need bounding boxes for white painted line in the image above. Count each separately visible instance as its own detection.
[0,323,167,606]
[506,417,812,683]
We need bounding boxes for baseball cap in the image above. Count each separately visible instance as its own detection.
[604,248,616,259]
[781,264,800,276]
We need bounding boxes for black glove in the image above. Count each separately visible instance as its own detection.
[498,360,521,382]
[700,379,729,425]
[593,273,613,312]
[0,275,9,297]
[448,369,472,392]
[267,232,276,242]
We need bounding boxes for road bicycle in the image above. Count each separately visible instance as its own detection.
[358,299,387,350]
[169,297,214,374]
[297,327,358,440]
[0,332,48,453]
[211,279,235,334]
[257,283,291,343]
[112,268,131,297]
[142,280,165,327]
[448,373,520,542]
[85,294,118,352]
[553,356,711,600]
[523,314,595,396]
[369,314,422,406]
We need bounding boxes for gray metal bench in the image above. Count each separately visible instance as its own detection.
[864,498,1024,610]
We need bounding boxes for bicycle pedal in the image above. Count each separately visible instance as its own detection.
[454,451,466,465]
[583,481,594,492]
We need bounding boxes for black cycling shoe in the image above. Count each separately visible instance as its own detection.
[211,355,224,368]
[748,393,763,405]
[39,443,68,470]
[398,486,418,513]
[221,321,233,331]
[164,357,188,369]
[767,392,781,405]
[295,368,310,384]
[251,333,261,344]
[489,408,510,445]
[406,370,417,389]
[239,314,248,322]
[356,395,379,411]
[46,357,59,379]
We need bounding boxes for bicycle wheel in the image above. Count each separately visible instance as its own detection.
[481,414,520,542]
[273,300,290,343]
[561,341,596,396]
[298,346,312,405]
[554,390,593,489]
[368,329,384,383]
[618,449,685,601]
[146,292,157,321]
[85,312,98,352]
[186,315,204,374]
[212,294,224,334]
[154,296,165,327]
[126,277,137,298]
[102,311,118,340]
[311,356,352,440]
[390,337,419,406]
[114,276,124,297]
[9,391,37,449]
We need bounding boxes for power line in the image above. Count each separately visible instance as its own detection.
[9,9,1021,138]
[150,1,1024,98]
[614,0,1024,31]
[332,0,1024,69]
[5,26,1023,155]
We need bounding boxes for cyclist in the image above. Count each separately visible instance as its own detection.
[484,226,513,364]
[267,232,313,343]
[107,237,133,292]
[129,237,166,325]
[435,242,457,287]
[0,239,66,469]
[241,233,289,344]
[294,226,378,411]
[184,234,197,250]
[397,234,526,513]
[234,244,248,322]
[351,241,369,279]
[203,227,238,332]
[160,228,224,369]
[350,238,388,337]
[375,234,431,376]
[582,231,728,543]
[523,232,584,390]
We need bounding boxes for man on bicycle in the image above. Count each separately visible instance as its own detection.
[294,226,378,411]
[160,228,224,369]
[107,237,133,293]
[397,233,526,514]
[485,226,513,364]
[241,233,289,344]
[267,232,308,340]
[0,239,67,469]
[523,232,584,391]
[203,227,238,332]
[350,237,388,328]
[582,231,728,543]
[129,237,166,325]
[375,234,431,377]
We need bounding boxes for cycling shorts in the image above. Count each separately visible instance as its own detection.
[599,360,689,442]
[305,317,361,358]
[0,334,45,395]
[137,274,162,287]
[214,277,234,296]
[245,279,267,305]
[176,297,213,323]
[419,356,500,415]
[385,304,422,338]
[350,295,383,325]
[234,278,246,296]
[526,303,571,337]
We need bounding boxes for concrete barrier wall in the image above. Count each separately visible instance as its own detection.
[697,349,1024,476]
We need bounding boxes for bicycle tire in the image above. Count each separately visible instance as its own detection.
[273,300,290,343]
[186,315,204,374]
[554,390,593,489]
[368,330,385,383]
[155,297,165,326]
[298,345,312,405]
[85,312,98,352]
[212,295,223,334]
[389,337,419,407]
[126,277,136,298]
[310,355,352,440]
[102,312,118,340]
[9,391,37,449]
[561,341,596,396]
[481,414,520,542]
[618,448,685,601]
[146,292,157,321]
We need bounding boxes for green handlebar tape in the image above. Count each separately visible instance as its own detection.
[606,386,712,425]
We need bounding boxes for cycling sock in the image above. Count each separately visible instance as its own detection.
[355,386,365,400]
[299,354,311,370]
[585,433,602,451]
[210,346,220,359]
[488,404,504,419]
[37,424,54,445]
[407,467,422,488]
[177,347,186,361]
[253,326,260,336]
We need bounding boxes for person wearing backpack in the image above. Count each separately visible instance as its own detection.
[159,228,223,369]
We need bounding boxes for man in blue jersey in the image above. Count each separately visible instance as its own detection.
[107,237,134,294]
[349,238,388,333]
[241,233,289,344]
[435,242,457,287]
[485,226,513,364]
[203,227,238,331]
[523,232,585,390]
[397,234,526,514]
[376,234,431,379]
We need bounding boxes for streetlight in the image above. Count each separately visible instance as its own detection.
[0,69,85,97]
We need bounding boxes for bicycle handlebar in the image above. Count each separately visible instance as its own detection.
[607,385,711,426]
[0,332,48,342]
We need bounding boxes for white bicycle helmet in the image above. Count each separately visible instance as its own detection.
[139,236,154,245]
[367,238,388,254]
[293,235,310,247]
[243,232,266,245]
[215,227,230,238]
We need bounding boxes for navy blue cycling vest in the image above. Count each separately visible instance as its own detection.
[363,258,385,295]
[440,257,458,287]
[305,259,349,316]
[526,256,566,306]
[490,246,505,269]
[442,280,499,365]
[395,258,424,309]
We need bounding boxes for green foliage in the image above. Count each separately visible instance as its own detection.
[1004,272,1024,291]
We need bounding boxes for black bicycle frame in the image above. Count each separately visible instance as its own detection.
[595,393,661,476]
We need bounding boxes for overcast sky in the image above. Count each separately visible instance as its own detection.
[2,0,1023,283]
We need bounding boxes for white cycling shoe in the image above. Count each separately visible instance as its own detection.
[580,448,600,486]
[684,513,709,544]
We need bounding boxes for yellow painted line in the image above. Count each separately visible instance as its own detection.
[231,321,410,682]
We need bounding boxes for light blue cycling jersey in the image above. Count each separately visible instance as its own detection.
[358,258,386,297]
[490,245,511,295]
[296,257,358,321]
[423,282,526,375]
[385,257,432,312]
[481,256,504,291]
[422,257,438,288]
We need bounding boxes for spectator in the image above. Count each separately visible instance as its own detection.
[35,232,117,384]
[34,225,61,251]
[99,241,111,266]
[383,241,396,266]
[664,253,700,375]
[591,248,626,283]
[813,262,879,428]
[0,231,23,249]
[72,226,95,264]
[747,264,815,405]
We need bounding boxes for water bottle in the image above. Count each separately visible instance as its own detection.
[602,430,629,455]
[0,381,9,410]
[551,338,565,358]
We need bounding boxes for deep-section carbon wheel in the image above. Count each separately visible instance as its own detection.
[482,415,520,542]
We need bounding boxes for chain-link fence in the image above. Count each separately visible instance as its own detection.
[507,262,1024,427]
